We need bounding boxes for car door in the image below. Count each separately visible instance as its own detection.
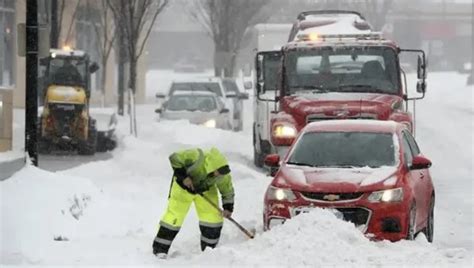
[400,131,427,228]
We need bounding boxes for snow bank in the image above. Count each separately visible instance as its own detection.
[165,209,469,266]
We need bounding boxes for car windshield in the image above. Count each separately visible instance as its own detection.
[47,57,87,86]
[170,82,222,97]
[288,132,396,168]
[284,47,400,95]
[167,95,217,112]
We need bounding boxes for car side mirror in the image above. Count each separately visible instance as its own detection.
[154,108,162,114]
[155,93,166,99]
[239,92,249,100]
[243,81,253,90]
[89,62,99,74]
[226,92,237,98]
[220,108,229,114]
[416,80,427,93]
[264,154,280,167]
[410,155,432,170]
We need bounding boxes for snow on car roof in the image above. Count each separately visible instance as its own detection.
[305,119,400,133]
[170,90,217,97]
[172,77,223,83]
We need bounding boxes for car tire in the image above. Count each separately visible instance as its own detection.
[253,125,264,168]
[423,196,435,242]
[407,203,417,240]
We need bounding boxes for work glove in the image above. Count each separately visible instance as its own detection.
[222,203,234,218]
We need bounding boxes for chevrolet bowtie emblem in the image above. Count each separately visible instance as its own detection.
[335,110,350,117]
[323,194,340,201]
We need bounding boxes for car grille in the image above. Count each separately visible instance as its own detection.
[300,192,364,202]
[306,113,377,123]
[336,207,371,226]
[291,207,371,229]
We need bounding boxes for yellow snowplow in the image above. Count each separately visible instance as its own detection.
[38,48,114,155]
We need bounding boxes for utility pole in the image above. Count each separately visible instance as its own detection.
[117,28,126,116]
[50,0,59,48]
[26,0,39,166]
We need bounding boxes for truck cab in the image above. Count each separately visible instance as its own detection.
[253,11,427,167]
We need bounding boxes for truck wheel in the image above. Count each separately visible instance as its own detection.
[78,126,97,155]
[253,126,265,168]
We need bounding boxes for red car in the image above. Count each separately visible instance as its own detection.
[263,120,435,242]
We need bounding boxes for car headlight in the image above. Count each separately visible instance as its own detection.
[273,124,297,138]
[266,186,297,201]
[203,119,216,128]
[368,187,403,203]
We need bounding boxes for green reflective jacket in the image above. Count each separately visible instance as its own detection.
[169,147,234,204]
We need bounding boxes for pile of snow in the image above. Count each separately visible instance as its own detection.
[165,209,469,266]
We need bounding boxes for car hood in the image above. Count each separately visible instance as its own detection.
[281,93,403,120]
[274,165,399,193]
[161,110,219,124]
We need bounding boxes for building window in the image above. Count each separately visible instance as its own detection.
[0,0,15,87]
[76,5,101,92]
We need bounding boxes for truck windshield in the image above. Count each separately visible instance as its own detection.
[284,47,400,95]
[47,57,87,86]
[288,132,396,168]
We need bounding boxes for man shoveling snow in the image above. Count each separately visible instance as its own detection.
[152,147,235,259]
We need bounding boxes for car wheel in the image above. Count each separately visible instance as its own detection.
[423,196,435,242]
[407,203,417,240]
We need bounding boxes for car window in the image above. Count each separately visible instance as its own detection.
[288,132,396,168]
[170,82,223,97]
[167,95,217,112]
[400,134,414,165]
[403,130,420,156]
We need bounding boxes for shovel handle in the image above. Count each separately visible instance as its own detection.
[199,193,255,239]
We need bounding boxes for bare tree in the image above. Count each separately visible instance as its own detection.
[190,0,270,77]
[86,0,116,106]
[106,0,169,96]
[351,0,394,30]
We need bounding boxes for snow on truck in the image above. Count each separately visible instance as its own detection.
[253,10,428,167]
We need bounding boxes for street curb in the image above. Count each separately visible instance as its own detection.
[0,157,25,181]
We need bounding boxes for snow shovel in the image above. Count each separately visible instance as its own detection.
[198,193,255,239]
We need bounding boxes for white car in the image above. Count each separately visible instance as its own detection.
[156,77,247,130]
[155,90,232,130]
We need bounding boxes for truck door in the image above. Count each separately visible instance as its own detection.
[254,51,282,154]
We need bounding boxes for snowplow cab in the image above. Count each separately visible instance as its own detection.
[38,48,100,155]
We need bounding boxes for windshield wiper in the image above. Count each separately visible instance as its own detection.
[286,161,314,167]
[335,84,387,93]
[290,85,329,94]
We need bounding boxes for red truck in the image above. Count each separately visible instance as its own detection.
[253,11,427,166]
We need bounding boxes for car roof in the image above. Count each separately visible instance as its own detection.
[170,90,217,97]
[304,119,402,134]
[172,77,223,83]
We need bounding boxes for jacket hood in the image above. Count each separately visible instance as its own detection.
[204,147,229,174]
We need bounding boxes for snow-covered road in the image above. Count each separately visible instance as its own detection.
[1,72,472,267]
